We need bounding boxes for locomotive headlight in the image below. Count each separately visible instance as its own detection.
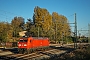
[18,44,21,46]
[24,44,27,46]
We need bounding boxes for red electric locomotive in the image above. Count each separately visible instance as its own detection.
[18,36,49,53]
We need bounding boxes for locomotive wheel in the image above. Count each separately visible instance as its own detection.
[24,49,27,54]
[21,49,23,54]
[18,49,23,54]
[27,49,30,54]
[18,49,20,53]
[31,49,33,53]
[33,48,36,52]
[18,49,22,54]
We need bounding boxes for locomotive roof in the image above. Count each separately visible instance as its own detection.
[20,36,48,40]
[32,37,48,39]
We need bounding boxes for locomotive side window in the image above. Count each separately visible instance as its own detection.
[30,40,32,43]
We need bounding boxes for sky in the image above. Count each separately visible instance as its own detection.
[0,0,90,36]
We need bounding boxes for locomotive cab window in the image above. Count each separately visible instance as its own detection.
[19,40,23,42]
[23,40,27,42]
[19,40,27,42]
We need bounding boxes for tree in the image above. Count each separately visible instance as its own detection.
[0,22,12,42]
[11,16,25,38]
[33,6,52,37]
[25,18,36,36]
[52,12,71,43]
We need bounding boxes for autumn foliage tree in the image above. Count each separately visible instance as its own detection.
[33,6,52,37]
[52,12,71,43]
[0,22,12,42]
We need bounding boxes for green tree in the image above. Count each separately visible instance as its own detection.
[25,18,36,36]
[11,16,25,38]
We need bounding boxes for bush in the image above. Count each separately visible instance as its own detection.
[59,45,90,60]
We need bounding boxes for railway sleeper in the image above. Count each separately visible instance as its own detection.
[18,46,49,54]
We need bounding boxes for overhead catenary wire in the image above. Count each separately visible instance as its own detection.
[67,14,74,18]
[0,9,29,22]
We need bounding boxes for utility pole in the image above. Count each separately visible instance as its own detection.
[55,23,57,43]
[68,13,77,49]
[88,24,90,43]
[38,26,39,38]
[74,13,77,49]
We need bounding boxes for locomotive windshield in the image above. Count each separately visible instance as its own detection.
[19,39,27,42]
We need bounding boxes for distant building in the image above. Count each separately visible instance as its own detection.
[19,31,27,37]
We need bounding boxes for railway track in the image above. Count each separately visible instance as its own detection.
[0,48,67,60]
[0,43,89,60]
